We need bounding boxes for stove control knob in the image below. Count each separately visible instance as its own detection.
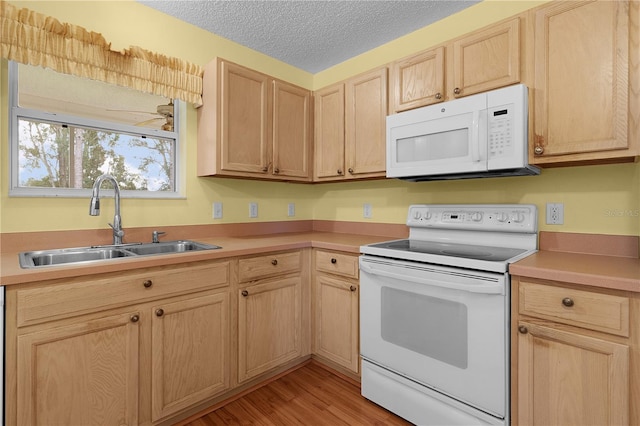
[470,212,483,222]
[496,212,509,223]
[512,212,525,223]
[413,210,422,220]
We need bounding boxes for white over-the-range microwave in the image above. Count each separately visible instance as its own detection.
[386,84,540,181]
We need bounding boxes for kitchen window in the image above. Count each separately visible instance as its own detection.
[8,61,184,198]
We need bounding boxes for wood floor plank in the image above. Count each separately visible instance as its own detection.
[184,362,411,426]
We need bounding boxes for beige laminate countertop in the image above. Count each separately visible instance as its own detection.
[0,231,391,286]
[510,250,640,293]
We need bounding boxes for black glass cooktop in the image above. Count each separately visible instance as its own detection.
[369,239,528,262]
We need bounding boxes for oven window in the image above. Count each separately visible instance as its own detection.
[381,287,468,369]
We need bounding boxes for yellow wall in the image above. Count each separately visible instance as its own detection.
[1,0,639,238]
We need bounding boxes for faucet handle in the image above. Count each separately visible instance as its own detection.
[152,230,166,243]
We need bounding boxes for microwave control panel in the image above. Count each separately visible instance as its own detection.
[488,105,514,159]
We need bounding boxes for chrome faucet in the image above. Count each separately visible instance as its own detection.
[89,174,124,245]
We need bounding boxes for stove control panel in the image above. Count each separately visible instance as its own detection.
[407,204,537,233]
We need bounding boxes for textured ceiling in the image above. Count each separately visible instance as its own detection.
[137,1,480,73]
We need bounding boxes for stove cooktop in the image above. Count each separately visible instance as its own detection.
[368,239,529,263]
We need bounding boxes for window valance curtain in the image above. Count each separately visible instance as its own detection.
[0,0,204,106]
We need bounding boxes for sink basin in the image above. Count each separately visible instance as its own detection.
[20,247,135,268]
[125,240,221,256]
[19,240,221,269]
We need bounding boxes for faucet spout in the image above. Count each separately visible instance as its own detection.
[89,174,124,245]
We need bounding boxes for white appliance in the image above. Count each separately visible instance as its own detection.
[359,204,538,425]
[386,84,539,181]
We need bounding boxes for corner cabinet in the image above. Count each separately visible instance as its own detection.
[314,67,388,181]
[5,261,231,426]
[312,250,360,376]
[530,0,640,165]
[511,277,639,426]
[198,58,312,181]
[236,250,310,383]
[390,17,523,113]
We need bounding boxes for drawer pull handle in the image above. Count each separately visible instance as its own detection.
[562,297,574,307]
[241,290,249,297]
[518,325,528,334]
[331,258,337,264]
[271,259,278,266]
[155,308,164,317]
[453,87,461,95]
[350,285,357,292]
[143,280,153,288]
[130,314,140,323]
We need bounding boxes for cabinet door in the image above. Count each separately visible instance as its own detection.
[220,60,271,174]
[314,83,346,180]
[345,67,387,178]
[238,277,301,382]
[390,46,445,113]
[532,1,631,163]
[151,292,230,421]
[272,80,311,180]
[517,322,629,426]
[314,274,359,373]
[17,312,140,425]
[452,18,520,98]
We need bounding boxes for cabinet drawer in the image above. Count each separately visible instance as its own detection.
[238,251,301,283]
[315,250,359,279]
[519,281,629,337]
[16,261,230,327]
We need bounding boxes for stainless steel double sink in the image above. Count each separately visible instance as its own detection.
[19,240,221,269]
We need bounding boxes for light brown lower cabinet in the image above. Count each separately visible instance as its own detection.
[6,260,231,426]
[312,249,360,375]
[511,276,639,426]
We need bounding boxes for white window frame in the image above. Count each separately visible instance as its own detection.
[8,61,186,199]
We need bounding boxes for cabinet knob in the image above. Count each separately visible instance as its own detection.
[143,280,153,288]
[271,259,278,266]
[130,314,140,323]
[562,297,575,307]
[518,325,528,334]
[348,168,354,174]
[241,290,249,297]
[262,166,268,172]
[337,169,343,175]
[331,258,337,264]
[350,285,357,292]
[274,168,280,174]
[534,145,544,155]
[155,308,164,317]
[453,87,461,95]
[435,92,442,100]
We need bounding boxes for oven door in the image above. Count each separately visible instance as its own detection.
[359,256,508,418]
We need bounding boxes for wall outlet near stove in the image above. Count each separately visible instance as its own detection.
[249,202,258,218]
[546,203,564,225]
[363,203,372,219]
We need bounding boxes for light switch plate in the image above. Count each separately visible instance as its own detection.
[249,202,258,218]
[213,202,223,219]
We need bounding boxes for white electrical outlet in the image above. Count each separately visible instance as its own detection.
[288,203,295,217]
[249,202,258,218]
[546,203,564,225]
[213,202,223,219]
[363,203,372,219]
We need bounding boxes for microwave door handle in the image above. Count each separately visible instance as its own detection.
[360,261,504,295]
[470,110,481,162]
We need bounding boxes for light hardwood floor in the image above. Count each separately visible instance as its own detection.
[182,362,412,425]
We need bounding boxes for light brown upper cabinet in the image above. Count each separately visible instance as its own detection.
[390,17,522,113]
[198,58,312,181]
[451,18,521,99]
[531,0,639,165]
[314,67,388,182]
[390,46,445,113]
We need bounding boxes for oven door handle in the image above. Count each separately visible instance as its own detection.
[360,261,504,295]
